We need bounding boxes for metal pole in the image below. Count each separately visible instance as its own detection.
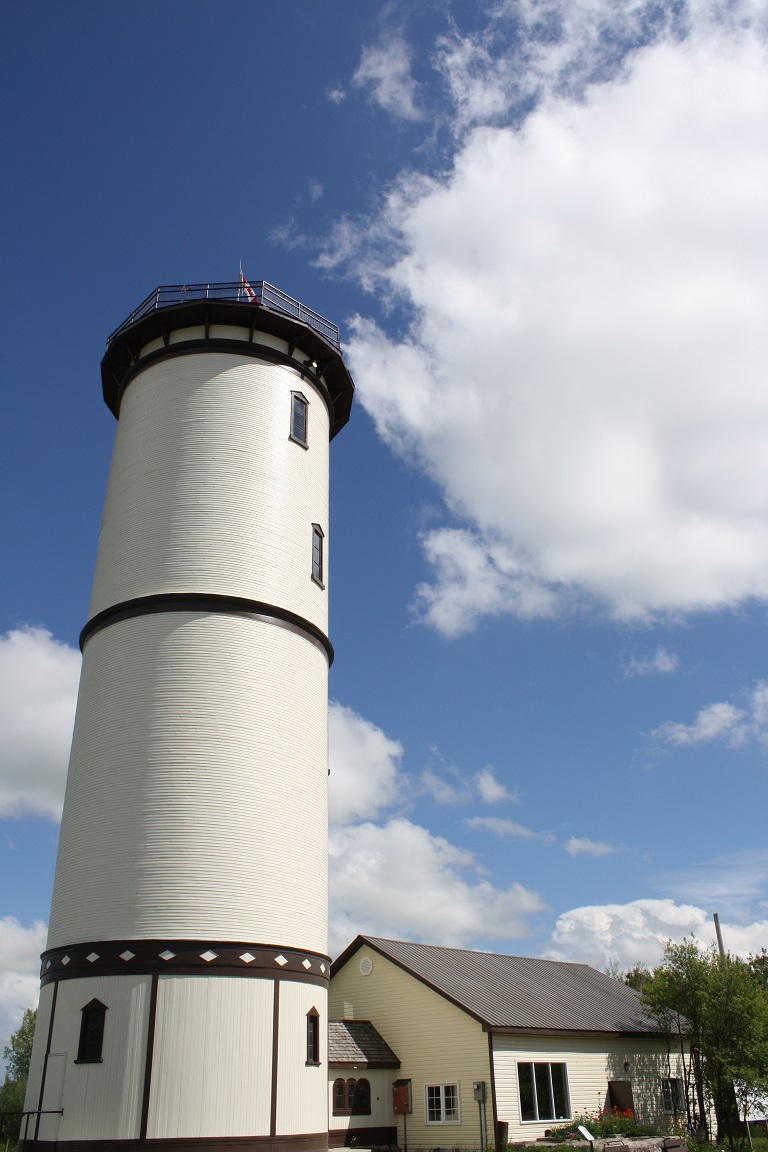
[713,913,725,960]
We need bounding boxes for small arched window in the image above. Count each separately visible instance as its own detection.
[76,999,107,1063]
[346,1079,357,1112]
[354,1077,371,1115]
[333,1078,347,1114]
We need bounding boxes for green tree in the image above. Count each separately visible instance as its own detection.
[642,940,768,1149]
[0,1008,37,1140]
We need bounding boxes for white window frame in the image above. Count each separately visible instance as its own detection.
[290,391,309,448]
[425,1082,461,1125]
[516,1061,571,1123]
[661,1077,685,1113]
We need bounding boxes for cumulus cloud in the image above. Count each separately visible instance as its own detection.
[339,13,768,635]
[655,681,768,747]
[352,33,423,121]
[0,628,79,820]
[0,917,45,1058]
[328,816,545,955]
[328,702,403,825]
[545,897,768,969]
[565,836,616,858]
[624,646,680,677]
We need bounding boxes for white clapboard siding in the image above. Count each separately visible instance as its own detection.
[49,611,328,951]
[147,976,274,1138]
[328,1069,394,1135]
[27,975,151,1142]
[493,1033,687,1141]
[90,352,330,632]
[275,982,328,1135]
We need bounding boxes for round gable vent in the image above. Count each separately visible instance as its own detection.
[359,956,373,976]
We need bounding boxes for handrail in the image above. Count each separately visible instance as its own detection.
[106,281,340,350]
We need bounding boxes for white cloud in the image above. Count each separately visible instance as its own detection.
[327,86,346,105]
[625,646,680,677]
[475,766,518,803]
[328,816,545,956]
[0,628,79,820]
[352,34,423,122]
[341,19,768,634]
[308,180,323,202]
[0,917,45,1059]
[654,680,768,747]
[545,897,768,969]
[467,815,551,842]
[329,702,403,825]
[420,768,467,804]
[546,898,712,967]
[565,836,616,858]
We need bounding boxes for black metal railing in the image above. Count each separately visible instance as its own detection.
[106,281,340,351]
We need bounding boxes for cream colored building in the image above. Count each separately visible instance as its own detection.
[329,937,686,1149]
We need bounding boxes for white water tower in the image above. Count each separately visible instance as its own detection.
[22,280,354,1152]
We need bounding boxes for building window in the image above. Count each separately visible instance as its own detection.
[354,1078,371,1115]
[290,392,308,447]
[76,999,107,1063]
[517,1063,570,1122]
[425,1083,460,1124]
[333,1078,348,1115]
[661,1078,685,1113]
[306,1008,320,1065]
[311,524,324,588]
[332,1077,370,1116]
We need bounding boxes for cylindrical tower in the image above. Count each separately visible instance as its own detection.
[22,282,354,1152]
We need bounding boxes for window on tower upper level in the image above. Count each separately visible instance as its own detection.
[290,392,309,448]
[311,524,324,588]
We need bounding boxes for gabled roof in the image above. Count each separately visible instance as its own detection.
[328,1019,401,1068]
[333,935,659,1037]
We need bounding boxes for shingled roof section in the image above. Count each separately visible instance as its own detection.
[333,936,660,1037]
[328,1020,401,1068]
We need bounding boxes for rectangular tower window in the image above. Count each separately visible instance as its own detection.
[76,999,107,1063]
[306,1008,320,1065]
[290,392,309,447]
[311,524,324,588]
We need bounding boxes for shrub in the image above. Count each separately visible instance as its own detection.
[548,1107,660,1142]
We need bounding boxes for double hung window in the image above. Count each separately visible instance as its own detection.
[290,392,308,447]
[425,1082,460,1124]
[661,1078,685,1113]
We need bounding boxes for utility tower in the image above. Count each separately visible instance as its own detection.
[22,280,354,1152]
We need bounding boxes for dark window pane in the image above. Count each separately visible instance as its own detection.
[535,1063,554,1120]
[518,1064,536,1121]
[427,1085,442,1122]
[291,394,308,444]
[551,1064,570,1119]
[355,1079,371,1115]
[77,1000,106,1063]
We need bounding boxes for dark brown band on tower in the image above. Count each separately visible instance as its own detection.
[20,1133,330,1152]
[79,594,333,665]
[39,942,331,988]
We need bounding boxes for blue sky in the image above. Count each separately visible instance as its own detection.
[2,0,768,1052]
